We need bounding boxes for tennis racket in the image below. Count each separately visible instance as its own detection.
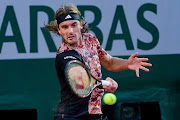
[65,60,110,98]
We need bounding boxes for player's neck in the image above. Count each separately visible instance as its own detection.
[77,35,83,46]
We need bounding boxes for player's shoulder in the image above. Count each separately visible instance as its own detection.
[83,33,96,38]
[82,33,98,43]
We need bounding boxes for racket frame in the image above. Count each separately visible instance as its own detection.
[65,60,109,98]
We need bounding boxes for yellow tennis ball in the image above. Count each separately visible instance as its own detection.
[103,93,117,105]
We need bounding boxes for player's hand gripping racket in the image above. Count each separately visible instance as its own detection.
[65,60,110,98]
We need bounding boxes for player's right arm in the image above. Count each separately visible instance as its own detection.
[103,77,118,93]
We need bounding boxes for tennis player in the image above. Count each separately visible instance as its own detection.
[45,4,152,120]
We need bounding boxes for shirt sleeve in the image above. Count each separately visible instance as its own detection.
[90,34,107,58]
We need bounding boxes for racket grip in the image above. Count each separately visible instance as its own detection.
[101,80,110,86]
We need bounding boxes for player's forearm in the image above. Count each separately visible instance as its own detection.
[108,57,128,71]
[100,54,129,72]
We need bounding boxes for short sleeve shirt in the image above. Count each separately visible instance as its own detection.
[57,33,107,114]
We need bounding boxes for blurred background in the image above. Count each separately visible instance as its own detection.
[0,0,180,120]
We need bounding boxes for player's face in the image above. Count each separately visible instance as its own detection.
[58,20,83,46]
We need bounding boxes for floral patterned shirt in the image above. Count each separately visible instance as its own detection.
[57,33,107,114]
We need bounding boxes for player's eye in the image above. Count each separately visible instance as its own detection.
[72,22,77,27]
[64,26,68,29]
[61,25,68,29]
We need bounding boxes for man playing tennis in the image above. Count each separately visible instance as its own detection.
[46,4,152,120]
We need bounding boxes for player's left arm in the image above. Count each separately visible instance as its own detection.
[99,52,152,77]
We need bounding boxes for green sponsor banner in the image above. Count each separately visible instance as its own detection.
[0,55,180,120]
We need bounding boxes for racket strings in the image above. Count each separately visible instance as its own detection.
[67,63,92,97]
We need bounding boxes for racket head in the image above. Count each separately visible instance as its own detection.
[65,60,93,98]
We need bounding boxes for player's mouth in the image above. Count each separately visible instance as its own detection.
[68,35,75,40]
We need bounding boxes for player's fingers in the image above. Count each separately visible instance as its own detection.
[140,66,149,72]
[138,58,149,61]
[136,69,140,77]
[104,77,118,93]
[141,62,152,67]
[131,52,138,58]
[103,85,108,89]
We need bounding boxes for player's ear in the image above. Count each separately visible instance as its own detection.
[57,27,62,35]
[80,22,83,30]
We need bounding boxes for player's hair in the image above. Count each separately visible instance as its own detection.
[45,4,89,35]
